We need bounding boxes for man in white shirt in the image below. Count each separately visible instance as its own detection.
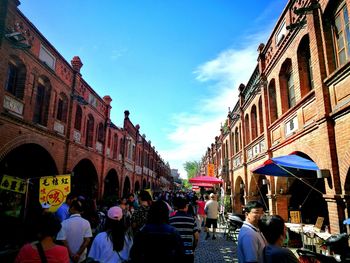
[204,193,219,240]
[57,199,92,263]
[237,200,267,263]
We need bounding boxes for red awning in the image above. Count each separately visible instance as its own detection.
[189,175,223,184]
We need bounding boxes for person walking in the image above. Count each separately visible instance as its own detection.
[204,193,219,240]
[169,197,199,263]
[259,215,299,263]
[131,190,152,234]
[130,200,185,263]
[55,193,76,222]
[237,200,267,263]
[15,213,69,263]
[56,200,92,263]
[196,196,206,232]
[87,206,133,263]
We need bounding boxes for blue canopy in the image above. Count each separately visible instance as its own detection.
[251,154,319,177]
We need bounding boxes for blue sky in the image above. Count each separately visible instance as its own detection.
[19,0,288,178]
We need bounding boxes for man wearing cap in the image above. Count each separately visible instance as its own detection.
[88,206,133,263]
[57,200,92,263]
[204,193,219,240]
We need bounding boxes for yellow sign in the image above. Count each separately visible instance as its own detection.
[39,175,71,212]
[144,188,153,200]
[208,164,215,177]
[290,210,301,224]
[0,175,27,194]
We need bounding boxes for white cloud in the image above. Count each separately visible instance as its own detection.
[162,33,269,179]
[111,48,127,60]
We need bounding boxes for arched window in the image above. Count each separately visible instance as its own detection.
[235,127,239,153]
[86,114,94,147]
[297,35,314,96]
[74,105,82,131]
[230,132,234,156]
[97,122,105,143]
[251,105,258,140]
[113,134,119,159]
[119,138,124,156]
[279,59,295,112]
[332,2,350,67]
[56,92,68,122]
[258,97,264,134]
[244,114,250,144]
[5,56,26,100]
[33,76,51,126]
[268,80,278,124]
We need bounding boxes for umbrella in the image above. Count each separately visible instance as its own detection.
[343,218,350,225]
[251,153,323,195]
[251,154,319,177]
[189,175,223,184]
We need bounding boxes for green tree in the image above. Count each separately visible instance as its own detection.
[182,179,192,190]
[183,160,200,179]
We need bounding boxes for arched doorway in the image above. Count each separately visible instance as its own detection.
[134,181,140,194]
[103,169,119,200]
[287,152,328,226]
[142,178,147,189]
[72,159,98,199]
[234,176,245,214]
[249,174,268,211]
[123,176,131,197]
[0,144,58,247]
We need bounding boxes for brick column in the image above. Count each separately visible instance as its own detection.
[275,194,291,222]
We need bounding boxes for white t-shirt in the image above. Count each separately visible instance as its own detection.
[204,199,219,219]
[237,222,267,263]
[56,214,92,262]
[88,232,133,263]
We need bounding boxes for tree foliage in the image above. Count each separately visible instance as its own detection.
[182,179,192,190]
[183,160,200,179]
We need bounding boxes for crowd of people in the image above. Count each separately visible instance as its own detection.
[14,190,219,263]
[13,190,300,263]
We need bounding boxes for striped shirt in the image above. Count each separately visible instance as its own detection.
[169,211,198,255]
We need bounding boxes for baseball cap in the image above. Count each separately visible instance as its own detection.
[107,206,123,221]
[41,202,51,209]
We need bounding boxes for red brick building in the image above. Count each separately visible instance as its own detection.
[0,0,172,217]
[201,0,350,234]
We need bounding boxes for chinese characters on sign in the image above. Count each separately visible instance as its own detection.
[290,210,301,224]
[39,175,71,212]
[208,164,215,177]
[0,175,27,194]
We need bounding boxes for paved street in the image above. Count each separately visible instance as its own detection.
[194,225,238,263]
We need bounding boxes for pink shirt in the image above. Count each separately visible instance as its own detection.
[15,243,69,263]
[197,200,206,215]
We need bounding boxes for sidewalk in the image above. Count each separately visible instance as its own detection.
[194,226,238,263]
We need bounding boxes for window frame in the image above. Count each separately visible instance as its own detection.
[332,3,350,67]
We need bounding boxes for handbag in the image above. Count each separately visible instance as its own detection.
[36,242,48,263]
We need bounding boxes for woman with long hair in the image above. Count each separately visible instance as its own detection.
[87,206,133,263]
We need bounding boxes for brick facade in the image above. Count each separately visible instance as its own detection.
[0,0,172,203]
[202,0,350,234]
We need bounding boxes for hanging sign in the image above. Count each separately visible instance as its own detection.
[208,164,215,177]
[290,210,301,224]
[39,174,71,212]
[0,175,27,194]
